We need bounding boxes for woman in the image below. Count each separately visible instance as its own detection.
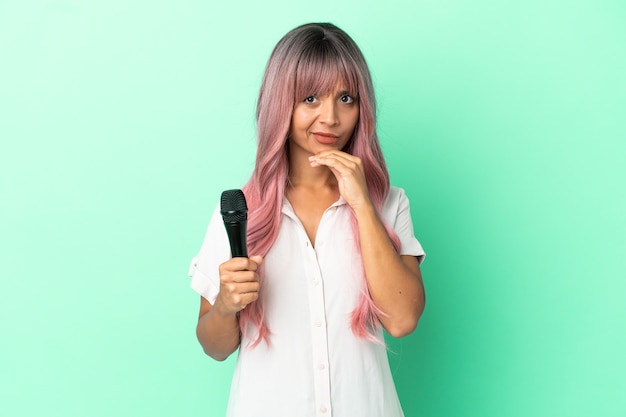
[189,22,425,417]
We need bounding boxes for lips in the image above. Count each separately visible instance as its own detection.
[312,132,339,145]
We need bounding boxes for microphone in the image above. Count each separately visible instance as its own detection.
[220,189,248,258]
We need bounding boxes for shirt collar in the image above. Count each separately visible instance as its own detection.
[281,196,347,218]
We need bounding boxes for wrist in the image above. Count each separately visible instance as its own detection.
[212,297,240,321]
[352,199,377,220]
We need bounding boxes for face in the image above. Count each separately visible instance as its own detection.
[288,86,359,159]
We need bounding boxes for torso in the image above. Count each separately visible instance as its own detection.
[227,194,405,417]
[192,186,422,417]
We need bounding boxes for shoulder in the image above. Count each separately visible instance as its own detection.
[387,185,407,203]
[382,186,410,214]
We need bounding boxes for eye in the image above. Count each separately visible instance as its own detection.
[340,95,355,104]
[304,96,317,104]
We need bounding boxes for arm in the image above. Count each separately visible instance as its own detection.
[310,152,425,337]
[352,204,424,337]
[196,298,240,361]
[196,256,263,360]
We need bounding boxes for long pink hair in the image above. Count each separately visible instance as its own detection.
[241,23,400,346]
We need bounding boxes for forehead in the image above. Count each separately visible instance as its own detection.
[293,49,359,98]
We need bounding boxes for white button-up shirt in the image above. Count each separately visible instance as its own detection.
[189,186,425,417]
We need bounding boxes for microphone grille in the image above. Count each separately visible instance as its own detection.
[220,189,248,223]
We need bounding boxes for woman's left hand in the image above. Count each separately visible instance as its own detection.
[309,150,373,212]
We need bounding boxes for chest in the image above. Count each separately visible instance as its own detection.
[286,190,339,247]
[260,204,363,321]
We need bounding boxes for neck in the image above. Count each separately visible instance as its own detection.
[288,152,337,189]
[290,166,335,187]
[287,142,336,189]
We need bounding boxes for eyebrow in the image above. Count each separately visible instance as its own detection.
[335,90,355,98]
[299,89,356,100]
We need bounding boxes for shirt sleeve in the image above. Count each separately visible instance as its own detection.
[382,186,426,264]
[188,205,231,304]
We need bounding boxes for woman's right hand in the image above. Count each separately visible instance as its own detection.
[213,255,263,316]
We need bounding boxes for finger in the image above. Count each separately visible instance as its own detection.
[312,151,361,167]
[311,156,363,181]
[238,281,260,294]
[310,150,355,164]
[310,154,357,172]
[222,281,260,296]
[233,292,259,308]
[219,258,248,274]
[314,153,363,174]
[219,256,262,274]
[249,255,264,268]
[217,291,258,313]
[221,270,259,284]
[313,149,359,162]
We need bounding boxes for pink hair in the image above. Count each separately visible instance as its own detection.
[241,23,400,346]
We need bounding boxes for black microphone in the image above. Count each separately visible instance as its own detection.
[220,189,248,258]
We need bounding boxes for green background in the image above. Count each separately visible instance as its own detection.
[1,0,625,416]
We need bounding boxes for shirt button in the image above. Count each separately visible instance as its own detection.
[313,320,322,327]
[312,279,320,286]
[318,363,325,370]
[320,406,328,413]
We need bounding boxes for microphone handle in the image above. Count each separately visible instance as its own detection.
[223,221,248,258]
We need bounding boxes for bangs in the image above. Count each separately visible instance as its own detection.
[293,41,359,102]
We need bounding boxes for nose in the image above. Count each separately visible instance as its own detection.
[319,97,338,125]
